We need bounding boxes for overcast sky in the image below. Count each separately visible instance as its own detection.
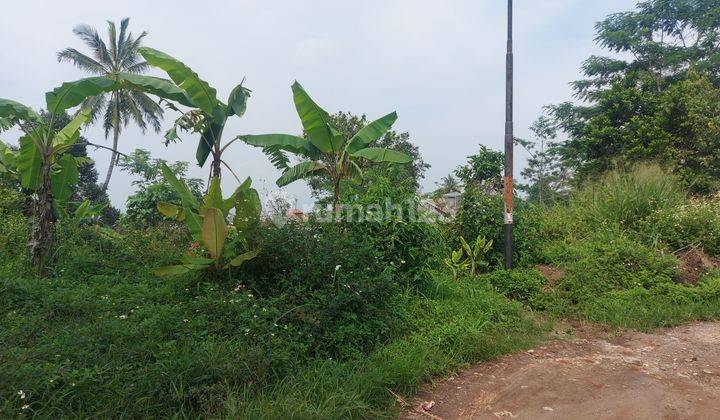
[0,0,637,209]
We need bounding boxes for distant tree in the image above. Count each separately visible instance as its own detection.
[432,174,461,198]
[118,149,203,228]
[58,17,163,192]
[517,117,571,205]
[454,145,504,194]
[548,0,720,193]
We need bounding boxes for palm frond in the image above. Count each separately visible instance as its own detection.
[107,20,118,61]
[119,32,147,68]
[56,48,106,74]
[130,90,163,133]
[103,94,118,137]
[119,91,147,132]
[117,18,130,58]
[125,61,149,74]
[73,24,111,65]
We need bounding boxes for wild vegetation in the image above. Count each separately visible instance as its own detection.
[2,0,720,418]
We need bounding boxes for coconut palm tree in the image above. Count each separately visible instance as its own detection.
[57,17,163,191]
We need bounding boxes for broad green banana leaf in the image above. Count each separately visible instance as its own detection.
[225,249,261,268]
[227,84,251,117]
[17,136,42,190]
[233,188,261,234]
[157,202,181,219]
[54,107,93,148]
[0,140,16,172]
[346,111,398,153]
[202,208,228,261]
[203,177,224,211]
[351,147,412,164]
[197,113,224,167]
[183,207,203,240]
[180,255,215,266]
[0,98,40,122]
[116,73,195,108]
[153,265,192,276]
[45,77,118,114]
[139,47,218,114]
[240,133,316,156]
[50,154,79,201]
[276,160,326,187]
[160,162,199,209]
[291,81,338,153]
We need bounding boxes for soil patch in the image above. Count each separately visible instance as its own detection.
[402,322,720,419]
[677,247,720,284]
[535,264,565,289]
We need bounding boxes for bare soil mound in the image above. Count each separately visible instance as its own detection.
[677,247,720,284]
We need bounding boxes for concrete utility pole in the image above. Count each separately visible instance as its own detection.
[503,0,514,269]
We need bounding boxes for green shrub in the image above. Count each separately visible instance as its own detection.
[481,269,544,303]
[640,194,720,255]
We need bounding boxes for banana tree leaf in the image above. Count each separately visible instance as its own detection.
[157,201,181,219]
[240,134,316,157]
[276,161,326,187]
[233,188,261,234]
[116,73,195,108]
[51,154,79,202]
[351,147,412,164]
[54,107,93,148]
[197,114,224,167]
[180,255,215,265]
[153,265,192,276]
[225,249,261,268]
[227,84,251,117]
[17,135,42,190]
[139,47,218,114]
[222,177,251,215]
[45,77,118,114]
[0,140,16,171]
[74,200,91,220]
[202,208,228,261]
[291,81,337,153]
[183,207,203,241]
[160,162,199,209]
[346,111,397,153]
[203,177,224,211]
[0,98,40,122]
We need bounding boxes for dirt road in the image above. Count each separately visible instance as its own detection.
[403,322,720,419]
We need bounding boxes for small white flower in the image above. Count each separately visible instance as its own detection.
[335,264,342,271]
[182,319,189,323]
[17,390,25,399]
[119,315,127,319]
[21,404,29,410]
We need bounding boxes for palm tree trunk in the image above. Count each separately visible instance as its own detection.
[102,98,121,192]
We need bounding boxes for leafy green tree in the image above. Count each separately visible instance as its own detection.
[549,0,720,193]
[432,174,461,198]
[517,116,570,205]
[58,18,163,191]
[454,145,504,193]
[241,82,413,213]
[303,111,428,206]
[137,47,251,181]
[118,149,202,228]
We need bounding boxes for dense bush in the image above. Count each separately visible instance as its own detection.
[481,269,545,303]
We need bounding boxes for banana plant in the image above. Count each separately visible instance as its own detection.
[459,235,493,276]
[0,96,98,269]
[444,249,469,281]
[240,81,412,213]
[152,163,261,276]
[133,47,251,181]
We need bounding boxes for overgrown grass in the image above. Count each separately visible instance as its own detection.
[226,277,544,419]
